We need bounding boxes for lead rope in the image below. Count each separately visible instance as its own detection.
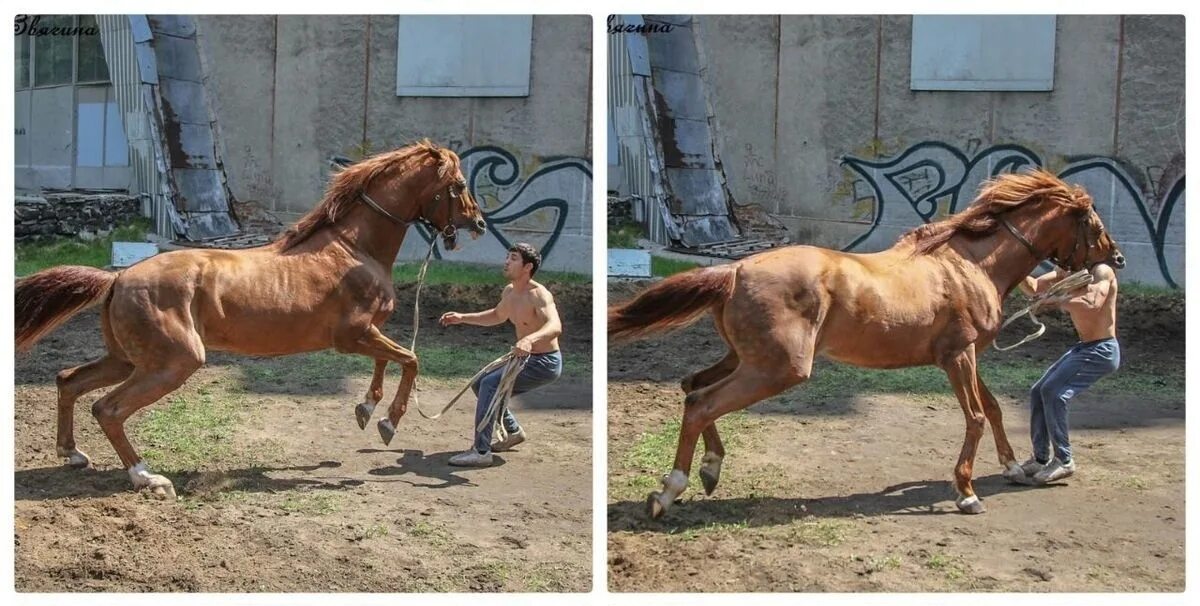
[993,269,1094,351]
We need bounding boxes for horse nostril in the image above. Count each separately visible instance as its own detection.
[474,218,487,232]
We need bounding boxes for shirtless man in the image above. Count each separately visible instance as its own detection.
[1016,263,1120,484]
[439,243,563,467]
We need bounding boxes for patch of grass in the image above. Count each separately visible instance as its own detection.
[783,356,1183,404]
[392,261,589,286]
[924,552,968,581]
[651,255,700,277]
[863,554,903,573]
[522,562,577,592]
[279,492,341,515]
[15,219,152,276]
[608,221,644,249]
[1119,281,1181,297]
[133,389,243,472]
[407,520,453,547]
[788,518,853,547]
[351,523,391,541]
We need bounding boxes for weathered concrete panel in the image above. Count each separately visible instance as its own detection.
[666,167,727,215]
[194,15,276,205]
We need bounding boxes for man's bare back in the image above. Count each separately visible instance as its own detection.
[1021,263,1118,342]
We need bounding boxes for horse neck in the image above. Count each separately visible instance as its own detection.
[950,228,1047,297]
[329,204,410,267]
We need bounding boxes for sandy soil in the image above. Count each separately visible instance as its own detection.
[607,282,1184,592]
[14,283,593,592]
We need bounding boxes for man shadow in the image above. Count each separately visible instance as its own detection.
[364,448,507,488]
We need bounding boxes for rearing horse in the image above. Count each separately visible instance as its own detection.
[15,140,486,499]
[610,170,1125,518]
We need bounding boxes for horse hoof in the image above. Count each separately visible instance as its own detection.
[699,468,719,496]
[377,419,396,446]
[65,451,91,469]
[355,402,375,430]
[646,491,667,519]
[150,483,178,500]
[956,495,986,514]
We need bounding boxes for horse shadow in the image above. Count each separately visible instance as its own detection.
[608,473,1058,532]
[14,460,360,501]
[364,448,506,488]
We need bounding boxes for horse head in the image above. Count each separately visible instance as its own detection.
[412,144,486,251]
[990,170,1125,272]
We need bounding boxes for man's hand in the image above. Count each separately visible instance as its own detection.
[440,311,463,327]
[512,336,535,357]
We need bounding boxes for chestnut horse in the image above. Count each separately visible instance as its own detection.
[610,170,1125,518]
[15,140,486,499]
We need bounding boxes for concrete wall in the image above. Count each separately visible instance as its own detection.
[195,15,593,272]
[695,15,1185,286]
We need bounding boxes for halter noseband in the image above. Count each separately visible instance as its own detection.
[359,181,462,238]
[999,211,1096,271]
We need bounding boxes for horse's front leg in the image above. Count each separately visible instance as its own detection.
[336,326,418,446]
[940,345,988,514]
[354,360,388,430]
[975,370,1027,484]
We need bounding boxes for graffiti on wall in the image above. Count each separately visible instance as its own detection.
[408,145,593,266]
[839,141,1185,287]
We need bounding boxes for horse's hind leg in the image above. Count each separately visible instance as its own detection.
[682,315,738,495]
[682,353,737,496]
[355,360,388,430]
[92,358,202,499]
[940,346,988,514]
[55,355,133,468]
[976,372,1026,483]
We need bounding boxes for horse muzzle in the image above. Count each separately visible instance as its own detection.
[1111,251,1126,269]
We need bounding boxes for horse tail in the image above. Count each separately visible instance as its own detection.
[15,266,117,352]
[609,265,737,343]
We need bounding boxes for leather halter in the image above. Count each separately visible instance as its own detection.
[359,181,463,238]
[998,212,1096,271]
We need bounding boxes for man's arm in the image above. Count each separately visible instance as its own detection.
[440,286,512,327]
[1018,268,1066,297]
[1060,265,1115,312]
[512,289,563,355]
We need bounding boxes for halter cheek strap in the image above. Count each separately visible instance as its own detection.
[360,184,460,237]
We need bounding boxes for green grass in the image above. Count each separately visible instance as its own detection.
[279,492,341,515]
[15,219,151,276]
[407,520,454,547]
[392,261,589,286]
[133,387,243,472]
[651,255,701,277]
[615,411,762,500]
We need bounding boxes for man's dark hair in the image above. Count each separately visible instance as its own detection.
[509,242,542,276]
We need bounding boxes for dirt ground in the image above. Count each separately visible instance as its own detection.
[608,282,1185,592]
[14,283,593,592]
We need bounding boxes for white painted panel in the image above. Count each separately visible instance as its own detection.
[911,16,1056,91]
[608,249,651,277]
[396,15,532,97]
[76,87,106,168]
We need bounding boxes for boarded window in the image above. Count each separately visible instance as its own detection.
[33,15,75,87]
[395,15,533,97]
[76,15,109,83]
[910,16,1056,91]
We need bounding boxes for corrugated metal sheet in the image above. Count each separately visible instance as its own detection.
[96,15,177,239]
[97,15,238,242]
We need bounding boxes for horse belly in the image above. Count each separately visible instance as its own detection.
[818,322,935,369]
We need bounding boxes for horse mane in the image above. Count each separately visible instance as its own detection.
[901,168,1093,255]
[271,139,460,251]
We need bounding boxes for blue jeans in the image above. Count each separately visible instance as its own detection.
[1029,338,1120,464]
[472,351,562,453]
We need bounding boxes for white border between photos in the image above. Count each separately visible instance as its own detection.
[2,2,1196,606]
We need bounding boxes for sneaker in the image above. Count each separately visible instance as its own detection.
[1020,457,1048,477]
[492,427,527,452]
[449,450,494,467]
[1032,458,1076,484]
